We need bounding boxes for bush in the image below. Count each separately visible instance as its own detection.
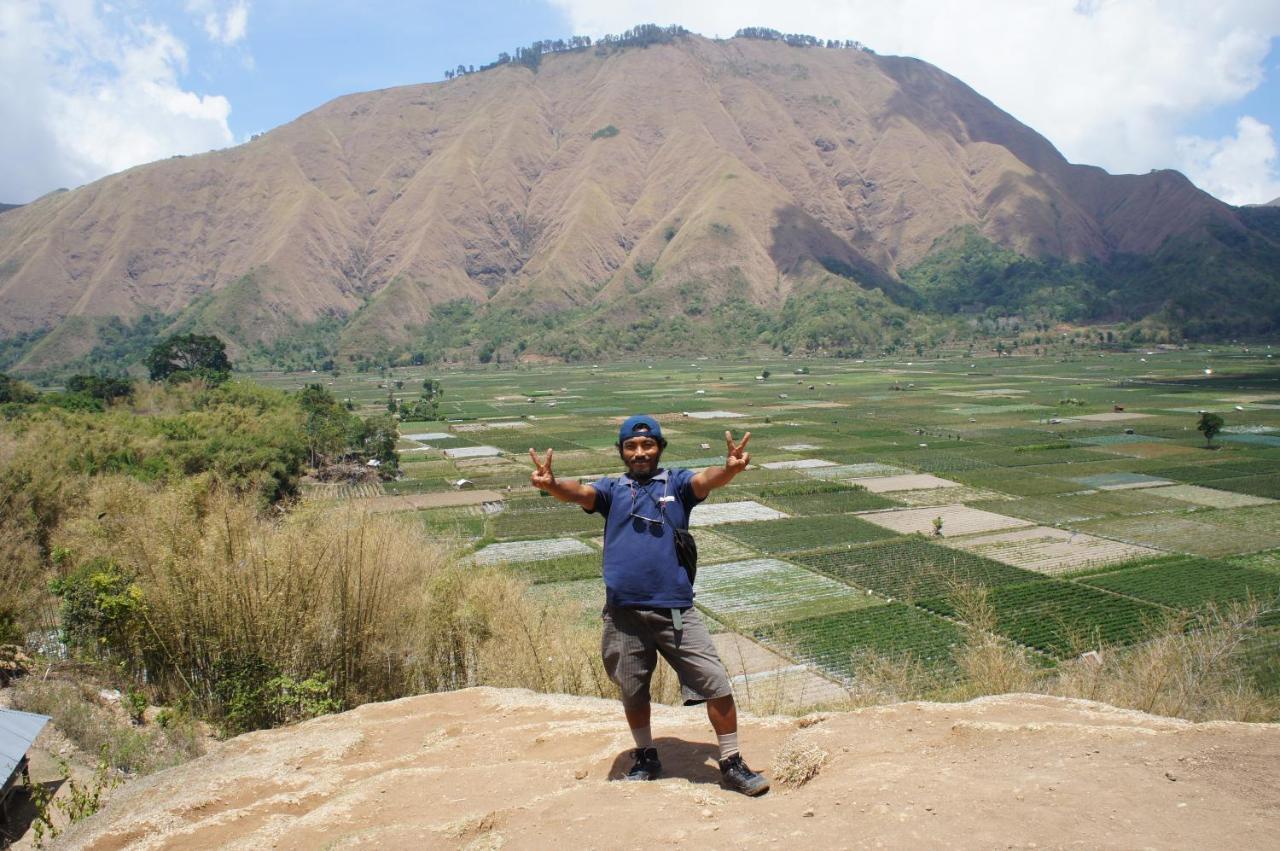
[591,124,619,139]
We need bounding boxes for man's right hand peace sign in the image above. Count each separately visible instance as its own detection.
[529,447,555,490]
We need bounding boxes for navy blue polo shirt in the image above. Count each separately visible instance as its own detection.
[587,467,703,608]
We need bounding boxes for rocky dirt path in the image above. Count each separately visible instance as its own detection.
[60,688,1280,849]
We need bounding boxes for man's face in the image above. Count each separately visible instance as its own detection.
[620,434,661,477]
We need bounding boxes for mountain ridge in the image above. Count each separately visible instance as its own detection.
[0,33,1270,373]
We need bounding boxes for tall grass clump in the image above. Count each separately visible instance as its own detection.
[49,476,653,734]
[1048,601,1277,722]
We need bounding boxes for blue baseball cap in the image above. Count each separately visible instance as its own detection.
[618,414,665,445]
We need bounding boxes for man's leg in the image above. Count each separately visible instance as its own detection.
[705,694,736,736]
[602,606,661,780]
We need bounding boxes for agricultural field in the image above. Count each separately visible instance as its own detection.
[257,348,1280,699]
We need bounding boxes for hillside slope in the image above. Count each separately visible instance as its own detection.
[60,687,1280,849]
[0,34,1255,371]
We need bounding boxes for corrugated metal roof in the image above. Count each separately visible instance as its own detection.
[1,708,50,785]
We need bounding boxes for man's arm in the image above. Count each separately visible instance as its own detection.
[529,448,597,509]
[691,431,751,500]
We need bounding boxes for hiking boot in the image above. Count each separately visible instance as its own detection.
[623,747,661,781]
[719,753,770,796]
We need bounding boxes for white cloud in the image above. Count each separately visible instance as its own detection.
[0,1,234,204]
[1177,117,1280,206]
[187,0,250,46]
[550,0,1280,202]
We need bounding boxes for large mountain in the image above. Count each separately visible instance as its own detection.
[0,32,1274,372]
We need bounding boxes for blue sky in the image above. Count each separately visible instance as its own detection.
[2,1,1278,205]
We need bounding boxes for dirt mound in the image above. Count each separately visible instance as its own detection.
[61,687,1280,849]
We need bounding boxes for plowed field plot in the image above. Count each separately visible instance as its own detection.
[684,410,747,419]
[1226,549,1280,574]
[493,502,603,538]
[301,481,385,500]
[454,420,530,431]
[760,459,839,470]
[474,537,594,564]
[689,501,788,527]
[499,552,602,584]
[419,505,487,539]
[884,451,995,473]
[891,486,1015,507]
[1075,433,1166,445]
[717,515,899,554]
[1071,472,1175,490]
[1201,474,1280,500]
[486,432,587,452]
[1146,485,1275,509]
[858,505,1032,537]
[1069,412,1155,422]
[526,578,602,624]
[848,473,961,492]
[443,445,504,459]
[938,526,1159,575]
[919,581,1168,658]
[1086,442,1203,460]
[1080,555,1280,611]
[753,603,966,680]
[695,559,881,628]
[688,529,760,565]
[975,489,1184,525]
[1076,514,1280,557]
[795,538,1043,602]
[802,463,910,480]
[1198,503,1280,536]
[1222,433,1280,448]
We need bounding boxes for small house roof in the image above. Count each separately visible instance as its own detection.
[1,708,50,787]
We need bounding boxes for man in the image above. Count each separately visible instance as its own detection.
[529,415,770,796]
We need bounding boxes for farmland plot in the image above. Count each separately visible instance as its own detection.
[795,537,1043,602]
[1075,514,1280,557]
[976,489,1184,525]
[474,537,594,565]
[920,581,1169,658]
[858,505,1032,537]
[753,603,967,680]
[695,559,881,628]
[493,500,603,538]
[1146,485,1274,509]
[891,485,1015,507]
[1198,503,1280,536]
[938,526,1159,575]
[802,463,911,480]
[687,529,760,565]
[1080,555,1280,611]
[689,501,789,527]
[847,473,962,493]
[752,480,897,515]
[717,515,899,554]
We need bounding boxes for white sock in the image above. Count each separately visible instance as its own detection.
[631,726,654,749]
[717,732,739,761]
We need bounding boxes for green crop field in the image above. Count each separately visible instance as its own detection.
[1080,555,1280,611]
[254,347,1280,692]
[794,537,1045,602]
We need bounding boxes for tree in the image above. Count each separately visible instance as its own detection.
[1197,412,1224,447]
[146,334,232,383]
[0,372,38,403]
[65,374,133,403]
[298,384,349,467]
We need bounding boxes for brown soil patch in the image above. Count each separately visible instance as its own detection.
[355,490,505,513]
[61,689,1280,849]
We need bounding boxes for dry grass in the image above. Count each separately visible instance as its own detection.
[9,677,204,775]
[47,475,684,728]
[769,732,829,788]
[1048,601,1276,722]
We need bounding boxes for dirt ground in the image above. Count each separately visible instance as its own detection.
[53,688,1280,850]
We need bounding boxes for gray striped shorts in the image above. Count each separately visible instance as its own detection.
[601,605,733,708]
